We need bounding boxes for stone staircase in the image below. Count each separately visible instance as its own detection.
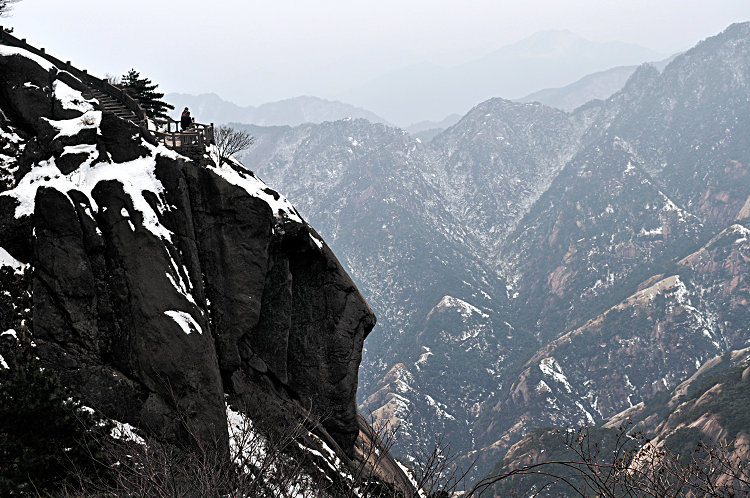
[89,88,141,123]
[0,27,213,153]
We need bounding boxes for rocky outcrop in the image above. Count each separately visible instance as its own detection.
[0,39,401,490]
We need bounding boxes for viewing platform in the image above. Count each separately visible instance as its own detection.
[0,26,214,154]
[153,118,215,153]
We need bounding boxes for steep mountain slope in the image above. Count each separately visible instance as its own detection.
[598,23,750,229]
[473,222,749,472]
[484,346,750,496]
[237,119,509,389]
[518,56,675,112]
[520,64,639,111]
[426,98,591,253]
[237,118,526,461]
[500,138,706,338]
[474,24,750,476]
[0,40,413,494]
[232,23,750,482]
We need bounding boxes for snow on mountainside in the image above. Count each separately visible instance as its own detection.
[237,22,750,481]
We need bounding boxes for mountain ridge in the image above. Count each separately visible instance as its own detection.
[164,92,390,127]
[237,22,750,482]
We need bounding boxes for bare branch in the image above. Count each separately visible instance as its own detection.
[213,125,255,166]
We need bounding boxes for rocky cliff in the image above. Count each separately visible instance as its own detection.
[0,39,412,494]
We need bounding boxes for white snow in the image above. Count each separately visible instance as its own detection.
[730,224,750,243]
[110,420,146,446]
[309,232,324,250]
[206,148,302,223]
[438,295,489,318]
[42,111,102,140]
[424,394,456,421]
[0,126,21,145]
[639,226,663,236]
[1,329,18,340]
[53,80,95,114]
[395,460,428,498]
[226,403,267,468]
[539,357,573,393]
[414,346,432,370]
[1,151,174,241]
[164,310,202,335]
[0,247,27,274]
[0,45,55,71]
[0,354,7,369]
[536,380,552,393]
[165,258,197,306]
[575,401,596,424]
[62,143,97,157]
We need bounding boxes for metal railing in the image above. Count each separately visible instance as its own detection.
[0,27,216,154]
[152,118,215,151]
[0,26,150,126]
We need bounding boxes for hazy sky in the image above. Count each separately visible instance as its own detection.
[5,0,750,106]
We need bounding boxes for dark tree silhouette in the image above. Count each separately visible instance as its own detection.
[120,68,174,120]
[0,337,111,495]
[213,125,255,166]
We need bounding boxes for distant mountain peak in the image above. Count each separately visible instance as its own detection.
[163,92,389,127]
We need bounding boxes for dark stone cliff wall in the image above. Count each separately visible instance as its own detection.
[0,46,376,461]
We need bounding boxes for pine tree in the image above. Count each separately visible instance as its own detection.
[120,68,175,120]
[0,339,112,494]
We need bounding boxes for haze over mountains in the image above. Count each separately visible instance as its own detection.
[166,29,666,129]
[338,29,664,124]
[164,93,389,128]
[236,22,750,482]
[518,53,675,111]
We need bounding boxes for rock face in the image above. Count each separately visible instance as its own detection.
[0,39,385,484]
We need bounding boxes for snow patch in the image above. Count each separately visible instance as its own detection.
[0,247,27,274]
[226,403,267,468]
[62,143,97,157]
[206,150,302,223]
[0,45,55,71]
[54,80,95,113]
[1,151,174,241]
[639,226,663,237]
[539,357,573,393]
[1,329,18,340]
[437,295,489,318]
[164,310,202,335]
[310,232,324,250]
[395,460,428,498]
[42,110,102,140]
[111,420,146,446]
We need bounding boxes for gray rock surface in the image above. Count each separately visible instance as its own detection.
[0,40,391,487]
